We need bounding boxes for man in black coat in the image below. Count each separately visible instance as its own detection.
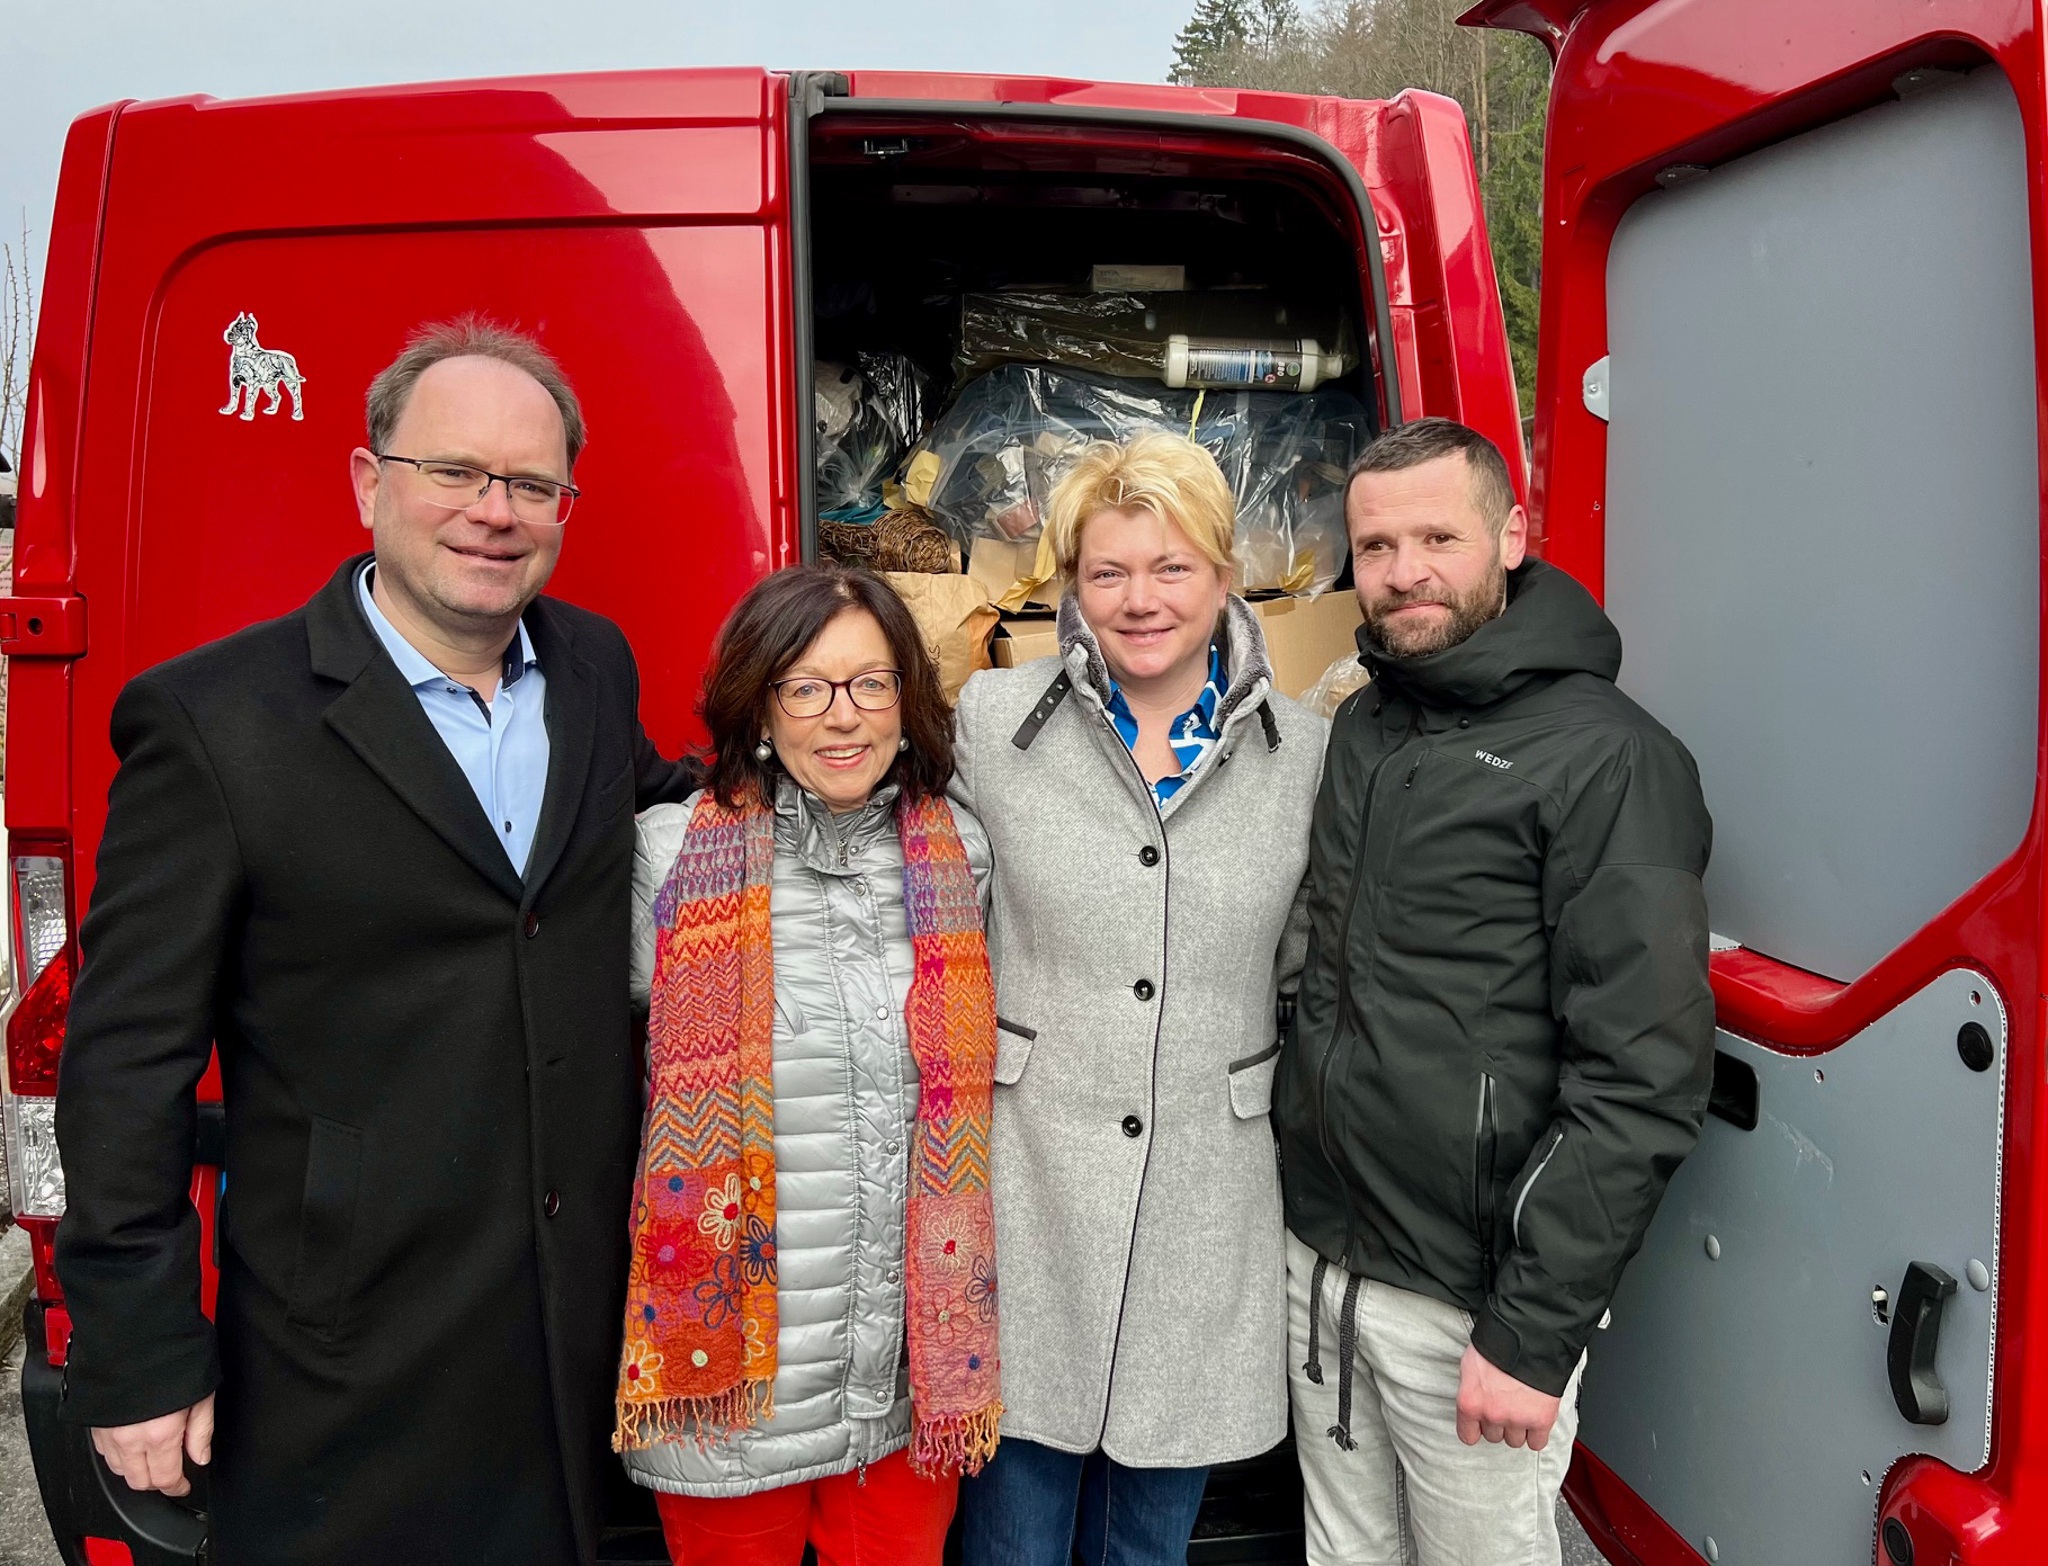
[54,320,699,1565]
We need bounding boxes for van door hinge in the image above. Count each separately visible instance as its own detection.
[0,596,88,657]
[1581,355,1611,423]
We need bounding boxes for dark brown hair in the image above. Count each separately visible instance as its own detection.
[366,315,588,466]
[700,563,954,807]
[1348,417,1516,535]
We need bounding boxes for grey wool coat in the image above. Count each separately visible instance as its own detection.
[951,594,1326,1467]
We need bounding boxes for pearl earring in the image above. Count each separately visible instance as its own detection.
[754,739,774,763]
[897,736,911,754]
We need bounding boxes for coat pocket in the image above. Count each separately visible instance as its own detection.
[1227,1040,1282,1119]
[285,1116,364,1339]
[994,1018,1036,1084]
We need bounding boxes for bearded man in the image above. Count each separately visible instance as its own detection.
[1273,418,1715,1566]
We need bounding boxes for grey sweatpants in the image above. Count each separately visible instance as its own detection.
[1285,1230,1585,1566]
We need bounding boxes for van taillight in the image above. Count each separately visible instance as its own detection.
[5,843,73,1223]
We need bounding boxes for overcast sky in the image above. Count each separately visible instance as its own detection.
[3,0,1194,301]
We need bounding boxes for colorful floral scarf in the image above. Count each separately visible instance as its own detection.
[614,785,1003,1474]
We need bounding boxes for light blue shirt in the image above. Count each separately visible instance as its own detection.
[356,562,550,878]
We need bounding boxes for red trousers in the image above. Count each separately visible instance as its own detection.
[654,1450,958,1566]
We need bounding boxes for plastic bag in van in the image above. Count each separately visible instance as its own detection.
[910,363,1371,597]
[815,351,931,520]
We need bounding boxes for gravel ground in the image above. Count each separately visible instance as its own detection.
[0,1334,60,1566]
[1562,1497,1609,1565]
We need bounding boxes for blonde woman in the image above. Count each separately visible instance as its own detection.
[950,432,1326,1566]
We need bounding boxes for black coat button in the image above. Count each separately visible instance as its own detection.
[543,1189,561,1217]
[1133,979,1155,1001]
[524,911,541,939]
[1138,846,1160,867]
[1122,1115,1144,1138]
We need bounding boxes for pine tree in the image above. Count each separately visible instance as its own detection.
[1252,0,1302,47]
[1170,0,1254,84]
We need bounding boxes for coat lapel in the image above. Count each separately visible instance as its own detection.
[518,599,598,903]
[308,554,525,903]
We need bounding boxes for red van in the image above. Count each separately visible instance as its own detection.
[6,1,2046,1562]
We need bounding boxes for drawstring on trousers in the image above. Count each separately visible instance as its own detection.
[1328,1273,1363,1452]
[1302,1255,1330,1385]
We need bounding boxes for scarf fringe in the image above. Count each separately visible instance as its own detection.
[908,1402,1005,1478]
[612,1379,776,1454]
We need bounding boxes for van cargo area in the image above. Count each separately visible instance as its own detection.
[800,108,1389,1562]
[803,108,1381,711]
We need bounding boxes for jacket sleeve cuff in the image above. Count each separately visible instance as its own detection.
[1470,1304,1577,1398]
[58,1329,221,1429]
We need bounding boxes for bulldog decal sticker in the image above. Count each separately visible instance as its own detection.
[219,313,307,421]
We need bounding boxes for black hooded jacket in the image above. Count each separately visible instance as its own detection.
[1274,558,1715,1395]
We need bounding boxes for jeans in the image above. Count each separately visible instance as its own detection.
[957,1434,1208,1566]
[1286,1230,1585,1566]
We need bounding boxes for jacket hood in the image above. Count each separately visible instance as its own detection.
[1358,558,1622,709]
[1055,591,1275,733]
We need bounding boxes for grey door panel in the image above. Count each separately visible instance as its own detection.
[1601,66,2039,983]
[1576,970,2005,1565]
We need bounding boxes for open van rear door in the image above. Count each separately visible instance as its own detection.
[1466,2,2048,1562]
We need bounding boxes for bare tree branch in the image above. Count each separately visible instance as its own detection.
[0,213,38,476]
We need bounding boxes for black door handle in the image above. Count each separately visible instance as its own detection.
[1887,1261,1958,1425]
[1707,1050,1758,1131]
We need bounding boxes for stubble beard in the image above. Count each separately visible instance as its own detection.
[1362,549,1508,659]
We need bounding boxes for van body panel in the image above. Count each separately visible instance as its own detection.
[1478,0,2048,1560]
[1349,87,1527,494]
[56,68,801,915]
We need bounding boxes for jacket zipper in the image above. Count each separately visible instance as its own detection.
[1474,1072,1499,1293]
[1512,1125,1567,1247]
[1317,711,1424,1209]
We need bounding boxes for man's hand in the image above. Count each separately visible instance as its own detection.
[91,1393,214,1497]
[1456,1345,1560,1450]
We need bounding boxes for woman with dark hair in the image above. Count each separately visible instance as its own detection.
[612,563,1002,1566]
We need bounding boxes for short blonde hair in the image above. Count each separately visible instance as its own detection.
[1043,431,1237,574]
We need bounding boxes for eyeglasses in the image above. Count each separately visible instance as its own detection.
[770,669,903,718]
[377,454,580,525]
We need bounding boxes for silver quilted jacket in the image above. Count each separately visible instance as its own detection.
[621,776,992,1496]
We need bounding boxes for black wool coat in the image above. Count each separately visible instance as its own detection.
[55,554,699,1565]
